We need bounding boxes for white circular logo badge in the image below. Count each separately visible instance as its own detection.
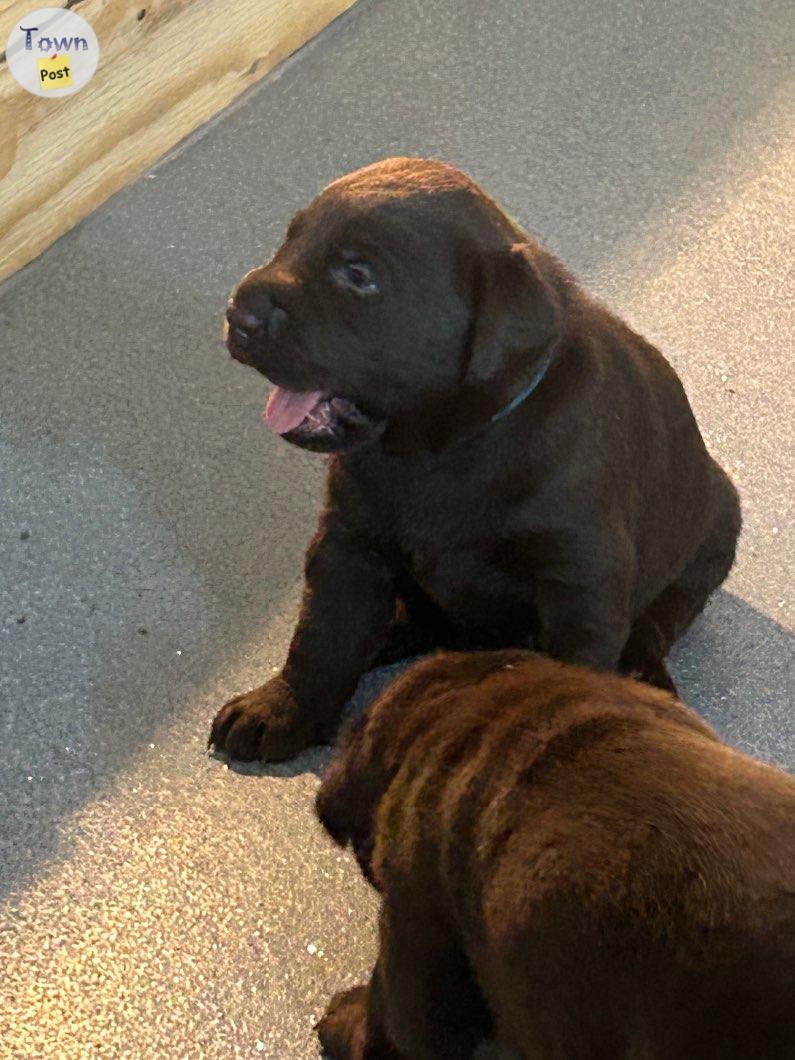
[6,8,99,98]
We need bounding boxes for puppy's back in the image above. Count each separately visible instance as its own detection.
[375,652,795,1059]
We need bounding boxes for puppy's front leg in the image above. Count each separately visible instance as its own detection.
[210,519,395,762]
[371,903,491,1060]
[533,574,631,672]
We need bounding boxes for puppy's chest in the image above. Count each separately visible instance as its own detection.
[372,469,490,552]
[357,466,535,624]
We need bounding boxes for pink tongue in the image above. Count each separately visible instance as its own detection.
[263,387,326,434]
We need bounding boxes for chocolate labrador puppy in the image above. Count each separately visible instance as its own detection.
[315,651,795,1060]
[210,157,741,762]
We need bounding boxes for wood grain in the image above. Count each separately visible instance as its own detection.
[0,0,357,281]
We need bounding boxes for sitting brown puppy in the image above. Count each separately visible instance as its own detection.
[315,651,795,1059]
[210,157,741,762]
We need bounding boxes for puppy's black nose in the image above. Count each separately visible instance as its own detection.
[226,305,263,347]
[226,290,287,347]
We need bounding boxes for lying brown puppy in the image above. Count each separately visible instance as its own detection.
[315,651,795,1059]
[210,157,741,762]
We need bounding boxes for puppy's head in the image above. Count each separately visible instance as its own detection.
[225,157,563,453]
[315,651,520,887]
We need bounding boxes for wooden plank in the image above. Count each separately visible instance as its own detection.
[0,0,357,281]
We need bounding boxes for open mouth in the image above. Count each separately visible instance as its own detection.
[263,386,385,453]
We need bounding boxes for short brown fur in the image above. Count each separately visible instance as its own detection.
[316,651,795,1059]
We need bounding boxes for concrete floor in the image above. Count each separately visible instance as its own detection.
[1,0,792,1055]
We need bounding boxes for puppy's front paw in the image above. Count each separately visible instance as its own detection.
[208,676,316,762]
[317,986,369,1059]
[625,657,678,697]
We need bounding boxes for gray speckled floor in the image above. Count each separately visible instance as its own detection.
[1,0,793,1055]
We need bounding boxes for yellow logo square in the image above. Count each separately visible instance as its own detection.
[37,54,73,91]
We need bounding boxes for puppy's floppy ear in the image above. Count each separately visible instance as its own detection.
[465,243,561,395]
[315,758,351,846]
[314,712,388,849]
[314,715,366,846]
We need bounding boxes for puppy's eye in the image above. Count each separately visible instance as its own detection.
[330,260,379,296]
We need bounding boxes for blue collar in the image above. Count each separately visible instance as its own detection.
[489,344,558,423]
